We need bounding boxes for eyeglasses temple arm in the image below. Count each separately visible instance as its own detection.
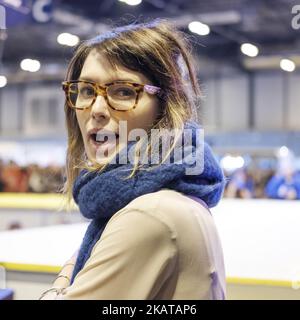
[143,84,161,95]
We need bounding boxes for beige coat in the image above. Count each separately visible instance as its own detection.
[58,189,226,299]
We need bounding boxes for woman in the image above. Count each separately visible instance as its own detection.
[39,18,226,300]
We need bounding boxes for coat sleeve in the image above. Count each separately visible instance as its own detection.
[58,209,178,300]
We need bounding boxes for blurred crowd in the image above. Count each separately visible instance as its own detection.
[0,158,300,200]
[0,160,64,193]
[224,167,300,200]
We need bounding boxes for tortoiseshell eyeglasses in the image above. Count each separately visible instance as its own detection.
[62,80,162,111]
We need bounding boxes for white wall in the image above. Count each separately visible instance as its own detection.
[254,73,284,130]
[201,71,300,133]
[0,83,65,138]
[201,74,249,132]
[0,87,22,134]
[219,75,249,131]
[22,85,65,136]
[287,73,300,131]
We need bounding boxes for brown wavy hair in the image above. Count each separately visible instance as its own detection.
[62,18,202,204]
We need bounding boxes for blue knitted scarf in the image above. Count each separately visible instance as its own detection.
[70,120,226,284]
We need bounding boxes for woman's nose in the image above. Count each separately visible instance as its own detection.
[91,95,110,121]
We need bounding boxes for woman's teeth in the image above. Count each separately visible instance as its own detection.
[90,133,119,144]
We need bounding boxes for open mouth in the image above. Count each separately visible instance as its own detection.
[88,131,119,147]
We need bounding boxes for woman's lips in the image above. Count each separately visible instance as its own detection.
[88,132,119,157]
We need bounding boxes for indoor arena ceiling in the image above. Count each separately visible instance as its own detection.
[0,0,300,73]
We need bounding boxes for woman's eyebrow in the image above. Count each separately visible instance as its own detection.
[78,76,140,83]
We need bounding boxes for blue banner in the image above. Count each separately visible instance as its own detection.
[0,0,53,28]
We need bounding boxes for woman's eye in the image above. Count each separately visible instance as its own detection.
[113,87,135,98]
[80,86,94,97]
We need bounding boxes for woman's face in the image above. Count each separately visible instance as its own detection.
[75,49,160,163]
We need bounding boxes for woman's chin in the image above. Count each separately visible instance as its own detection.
[87,137,119,165]
[95,146,120,165]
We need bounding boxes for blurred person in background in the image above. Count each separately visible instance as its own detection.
[265,165,300,200]
[225,168,255,199]
[1,160,29,192]
[0,160,4,192]
[0,161,64,193]
[254,168,275,198]
[27,164,47,193]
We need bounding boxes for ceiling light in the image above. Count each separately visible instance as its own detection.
[20,59,41,72]
[240,43,259,57]
[188,21,210,36]
[57,33,80,47]
[280,59,296,72]
[0,75,7,87]
[119,0,142,5]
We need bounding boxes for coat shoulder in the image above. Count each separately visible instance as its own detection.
[121,189,212,240]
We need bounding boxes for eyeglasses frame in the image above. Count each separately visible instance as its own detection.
[62,80,162,112]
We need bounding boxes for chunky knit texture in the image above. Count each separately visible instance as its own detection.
[70,120,226,284]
